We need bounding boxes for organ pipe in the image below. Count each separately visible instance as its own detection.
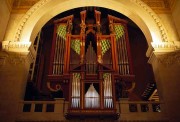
[48,11,134,117]
[85,84,100,108]
[52,24,66,75]
[71,73,81,108]
[115,24,130,75]
[103,73,113,108]
[85,42,97,74]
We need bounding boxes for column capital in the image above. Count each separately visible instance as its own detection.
[0,51,34,66]
[1,40,34,66]
[0,51,8,67]
[148,50,180,66]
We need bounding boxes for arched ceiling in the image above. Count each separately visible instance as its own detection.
[11,0,176,14]
[3,0,179,55]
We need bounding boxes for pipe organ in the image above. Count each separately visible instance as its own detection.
[71,73,81,108]
[103,73,113,108]
[52,24,67,75]
[47,10,135,119]
[114,24,131,75]
[85,83,100,108]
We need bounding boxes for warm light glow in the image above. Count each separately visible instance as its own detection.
[103,73,113,108]
[151,32,160,43]
[85,84,100,108]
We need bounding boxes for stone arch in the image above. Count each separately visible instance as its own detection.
[14,0,169,56]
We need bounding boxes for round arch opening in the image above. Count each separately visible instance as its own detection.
[25,6,156,102]
[17,0,163,55]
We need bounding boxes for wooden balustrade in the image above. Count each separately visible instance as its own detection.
[17,99,168,121]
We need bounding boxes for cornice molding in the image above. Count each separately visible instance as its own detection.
[2,41,31,53]
[151,41,180,52]
[1,40,33,65]
[132,0,180,54]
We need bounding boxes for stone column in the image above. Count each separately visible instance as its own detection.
[149,51,180,122]
[0,51,32,122]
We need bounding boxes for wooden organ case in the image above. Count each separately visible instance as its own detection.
[47,10,135,120]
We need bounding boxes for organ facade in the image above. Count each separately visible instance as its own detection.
[37,9,135,119]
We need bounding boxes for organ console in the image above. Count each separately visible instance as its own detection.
[47,9,135,119]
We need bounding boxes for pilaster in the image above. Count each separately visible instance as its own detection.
[148,50,180,122]
[0,50,33,122]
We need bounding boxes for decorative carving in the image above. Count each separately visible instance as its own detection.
[14,0,170,46]
[0,51,32,66]
[66,20,73,34]
[2,41,31,53]
[157,51,180,66]
[109,20,114,34]
[96,21,101,34]
[47,82,61,92]
[7,53,27,65]
[80,20,86,34]
[0,51,32,67]
[0,51,8,67]
[151,41,180,51]
[131,0,168,42]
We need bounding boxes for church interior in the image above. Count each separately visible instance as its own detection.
[0,0,180,122]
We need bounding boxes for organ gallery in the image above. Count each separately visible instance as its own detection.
[24,8,154,119]
[1,1,180,121]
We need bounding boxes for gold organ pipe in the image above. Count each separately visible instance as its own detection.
[117,37,122,74]
[122,29,130,74]
[119,36,124,74]
[53,31,58,74]
[56,34,60,74]
[59,37,63,74]
[122,35,126,75]
[56,35,60,74]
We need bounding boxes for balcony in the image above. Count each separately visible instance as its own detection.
[16,98,169,122]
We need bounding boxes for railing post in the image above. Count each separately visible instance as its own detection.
[18,101,24,113]
[63,101,69,114]
[148,103,153,112]
[137,103,141,112]
[119,98,129,113]
[42,103,46,112]
[31,103,35,112]
[54,98,65,113]
[116,101,121,113]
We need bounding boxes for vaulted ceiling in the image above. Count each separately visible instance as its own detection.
[6,0,177,14]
